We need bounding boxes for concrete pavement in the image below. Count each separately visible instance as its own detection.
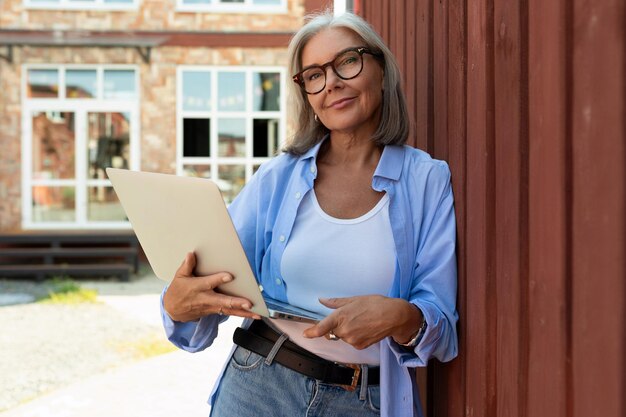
[0,277,243,417]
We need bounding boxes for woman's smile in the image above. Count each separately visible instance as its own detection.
[326,96,357,109]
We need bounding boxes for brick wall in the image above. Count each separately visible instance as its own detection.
[0,0,307,32]
[0,44,290,231]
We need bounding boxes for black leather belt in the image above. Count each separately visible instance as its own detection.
[233,320,380,390]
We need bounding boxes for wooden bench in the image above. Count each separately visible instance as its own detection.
[0,231,140,282]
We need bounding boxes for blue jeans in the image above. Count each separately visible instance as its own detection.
[210,346,381,417]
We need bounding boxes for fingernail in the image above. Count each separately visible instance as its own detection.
[222,274,233,283]
[253,315,262,320]
[242,303,251,310]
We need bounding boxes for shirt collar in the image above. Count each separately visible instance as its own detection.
[373,145,405,181]
[299,136,405,181]
[300,135,328,162]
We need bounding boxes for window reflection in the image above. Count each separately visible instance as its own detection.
[218,165,245,204]
[28,70,59,98]
[183,164,211,178]
[88,186,127,221]
[253,72,280,111]
[32,186,75,222]
[218,118,246,157]
[88,112,130,180]
[103,70,136,99]
[182,71,212,111]
[32,112,75,180]
[66,70,97,98]
[218,72,246,111]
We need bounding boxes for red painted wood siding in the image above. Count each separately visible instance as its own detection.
[360,1,626,416]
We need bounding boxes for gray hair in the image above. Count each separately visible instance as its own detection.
[283,11,410,156]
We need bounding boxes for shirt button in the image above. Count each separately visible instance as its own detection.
[275,278,282,285]
[310,166,316,173]
[279,235,285,242]
[295,192,301,199]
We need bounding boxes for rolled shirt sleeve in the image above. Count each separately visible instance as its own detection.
[160,286,227,353]
[388,162,458,367]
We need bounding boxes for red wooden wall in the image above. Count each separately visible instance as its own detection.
[360,1,626,416]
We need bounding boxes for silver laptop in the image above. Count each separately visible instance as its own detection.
[106,168,324,324]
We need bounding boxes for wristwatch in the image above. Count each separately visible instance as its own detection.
[399,317,428,348]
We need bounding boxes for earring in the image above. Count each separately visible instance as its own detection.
[314,114,319,122]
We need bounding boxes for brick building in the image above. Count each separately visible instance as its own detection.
[0,0,332,231]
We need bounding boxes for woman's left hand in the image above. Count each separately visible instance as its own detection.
[302,295,422,350]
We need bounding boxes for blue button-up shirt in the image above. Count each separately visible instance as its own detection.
[161,138,458,417]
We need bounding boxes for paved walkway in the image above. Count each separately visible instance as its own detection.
[0,275,242,417]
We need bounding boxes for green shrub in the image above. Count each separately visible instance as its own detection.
[38,276,99,304]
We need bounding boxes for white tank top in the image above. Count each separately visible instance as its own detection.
[272,190,396,365]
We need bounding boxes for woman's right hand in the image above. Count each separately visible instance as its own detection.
[163,252,261,322]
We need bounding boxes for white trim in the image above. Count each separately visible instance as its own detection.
[334,0,346,15]
[22,64,140,229]
[175,0,287,14]
[23,0,139,12]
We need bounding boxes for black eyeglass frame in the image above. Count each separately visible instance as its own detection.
[292,46,384,95]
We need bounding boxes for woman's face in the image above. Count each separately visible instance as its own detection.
[301,27,384,137]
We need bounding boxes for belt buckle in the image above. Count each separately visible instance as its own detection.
[338,364,361,392]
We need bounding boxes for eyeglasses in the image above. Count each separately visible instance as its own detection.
[292,47,383,95]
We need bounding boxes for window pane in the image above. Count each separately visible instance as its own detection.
[28,69,59,98]
[183,118,211,157]
[253,72,280,111]
[32,112,75,180]
[88,186,127,221]
[253,118,279,157]
[218,72,246,111]
[103,0,134,3]
[182,71,212,111]
[32,186,75,222]
[183,164,211,178]
[66,70,97,99]
[218,118,245,157]
[220,0,244,3]
[218,165,245,204]
[253,0,281,5]
[103,70,136,99]
[88,112,131,179]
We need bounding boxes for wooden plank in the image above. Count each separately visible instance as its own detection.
[465,0,497,416]
[0,264,131,281]
[431,0,467,414]
[493,0,528,416]
[570,0,626,416]
[432,0,448,157]
[414,0,431,150]
[527,0,569,415]
[0,247,138,257]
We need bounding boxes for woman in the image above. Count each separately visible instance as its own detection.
[162,11,458,417]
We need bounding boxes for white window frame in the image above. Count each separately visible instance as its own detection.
[21,64,141,230]
[177,66,287,200]
[23,0,138,11]
[176,0,287,14]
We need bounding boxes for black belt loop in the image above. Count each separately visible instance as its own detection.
[233,320,380,390]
